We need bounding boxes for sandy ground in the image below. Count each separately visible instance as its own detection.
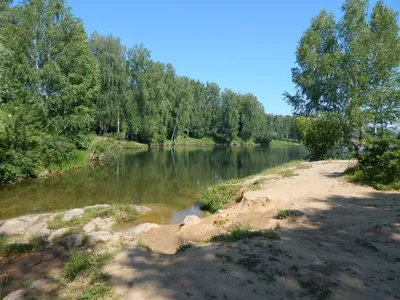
[105,160,400,300]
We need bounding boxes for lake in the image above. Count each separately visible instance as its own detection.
[0,146,307,223]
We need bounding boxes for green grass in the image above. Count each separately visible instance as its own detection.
[346,166,400,191]
[47,204,138,230]
[62,251,115,281]
[199,181,242,213]
[263,160,309,176]
[270,140,302,147]
[78,272,112,300]
[47,150,89,173]
[165,136,216,146]
[275,210,290,220]
[0,235,46,256]
[210,225,280,243]
[248,178,268,190]
[176,242,195,252]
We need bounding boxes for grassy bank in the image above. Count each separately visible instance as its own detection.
[270,140,302,147]
[163,137,301,148]
[163,136,216,147]
[199,161,309,213]
[41,137,147,177]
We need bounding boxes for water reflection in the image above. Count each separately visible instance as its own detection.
[0,146,307,221]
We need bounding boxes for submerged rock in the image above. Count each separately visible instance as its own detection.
[62,208,85,221]
[87,230,113,245]
[59,234,84,247]
[134,205,152,214]
[121,223,159,239]
[83,217,113,233]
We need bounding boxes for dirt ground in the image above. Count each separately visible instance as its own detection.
[105,160,400,300]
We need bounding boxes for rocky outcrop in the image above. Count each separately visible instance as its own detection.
[4,279,59,300]
[59,234,84,247]
[83,217,113,233]
[87,231,113,245]
[120,223,159,239]
[0,214,52,237]
[62,208,85,221]
[48,228,70,241]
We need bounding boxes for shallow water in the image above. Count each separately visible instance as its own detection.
[0,146,307,222]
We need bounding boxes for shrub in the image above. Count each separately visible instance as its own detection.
[295,113,350,161]
[63,252,91,281]
[275,210,290,219]
[199,182,241,213]
[348,133,400,190]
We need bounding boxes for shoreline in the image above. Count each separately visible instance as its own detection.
[1,160,400,299]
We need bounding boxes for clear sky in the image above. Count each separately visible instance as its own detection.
[66,0,399,115]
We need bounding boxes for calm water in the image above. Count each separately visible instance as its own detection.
[0,146,307,223]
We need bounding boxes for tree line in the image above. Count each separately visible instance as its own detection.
[0,0,295,183]
[286,0,400,188]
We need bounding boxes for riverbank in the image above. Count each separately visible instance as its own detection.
[1,160,399,299]
[38,137,147,179]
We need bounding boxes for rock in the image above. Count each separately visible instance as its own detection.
[0,214,52,237]
[48,228,70,241]
[83,217,113,233]
[4,279,59,300]
[0,215,40,235]
[3,289,27,300]
[134,205,152,214]
[183,215,201,225]
[120,223,159,239]
[62,209,85,221]
[29,279,58,293]
[87,231,112,245]
[59,234,84,247]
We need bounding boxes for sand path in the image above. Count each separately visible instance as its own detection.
[105,160,400,299]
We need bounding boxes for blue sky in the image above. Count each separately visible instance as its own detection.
[67,0,399,115]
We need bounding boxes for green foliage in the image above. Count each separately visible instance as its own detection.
[0,0,298,184]
[199,182,242,213]
[210,225,280,243]
[176,243,194,252]
[78,273,112,300]
[62,251,114,281]
[0,235,45,256]
[62,252,91,281]
[295,113,350,161]
[275,210,290,220]
[347,133,400,190]
[285,0,400,159]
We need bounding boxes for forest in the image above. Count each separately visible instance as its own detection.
[285,0,400,189]
[0,0,295,183]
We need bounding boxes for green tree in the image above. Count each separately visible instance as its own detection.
[285,0,400,158]
[205,82,221,134]
[90,33,128,134]
[170,76,194,140]
[238,93,264,142]
[190,80,210,138]
[220,89,239,144]
[2,0,99,147]
[127,44,170,144]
